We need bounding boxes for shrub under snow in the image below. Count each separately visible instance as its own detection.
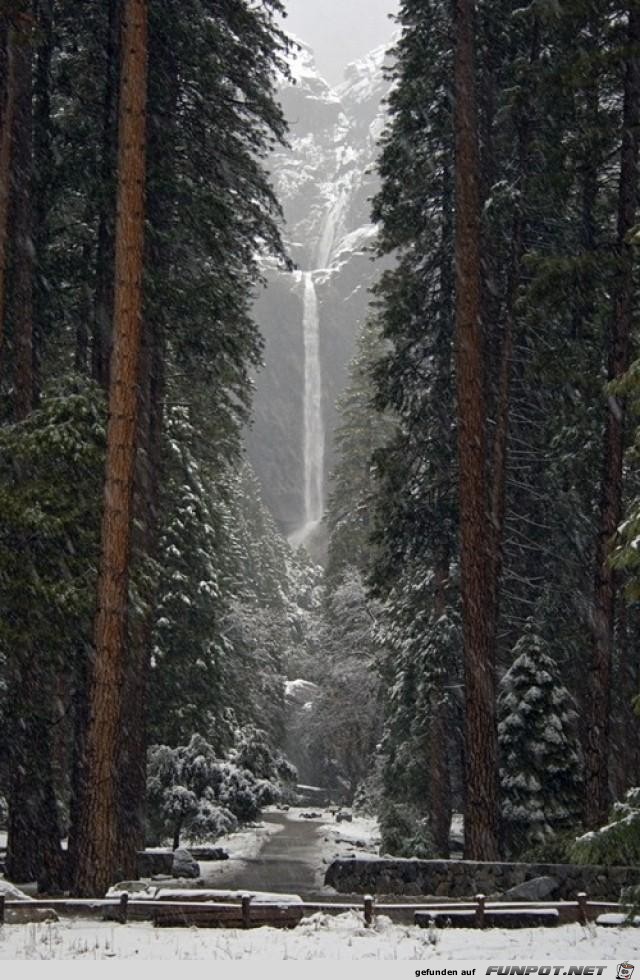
[147,728,296,847]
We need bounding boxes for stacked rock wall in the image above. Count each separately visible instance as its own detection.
[324,858,640,901]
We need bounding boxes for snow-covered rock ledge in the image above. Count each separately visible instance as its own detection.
[325,856,640,901]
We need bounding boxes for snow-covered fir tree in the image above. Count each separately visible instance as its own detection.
[498,622,584,856]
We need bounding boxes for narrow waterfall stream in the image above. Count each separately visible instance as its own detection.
[302,272,325,527]
[290,272,325,549]
[290,179,351,551]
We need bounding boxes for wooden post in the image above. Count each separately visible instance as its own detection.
[242,893,252,929]
[119,891,129,924]
[364,894,374,927]
[0,895,4,924]
[577,892,588,926]
[475,893,486,929]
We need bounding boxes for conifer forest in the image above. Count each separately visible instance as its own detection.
[3,0,640,905]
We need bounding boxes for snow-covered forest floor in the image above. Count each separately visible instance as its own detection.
[174,806,380,893]
[2,809,640,960]
[1,912,639,960]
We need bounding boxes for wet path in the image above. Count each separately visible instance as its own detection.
[202,811,328,897]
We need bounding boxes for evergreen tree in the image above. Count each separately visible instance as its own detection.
[587,1,640,829]
[0,0,294,892]
[0,379,105,888]
[325,319,394,588]
[358,0,640,863]
[498,622,583,856]
[73,0,150,897]
[300,570,383,801]
[368,0,460,858]
[571,787,640,866]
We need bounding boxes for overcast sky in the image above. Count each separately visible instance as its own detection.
[282,0,399,84]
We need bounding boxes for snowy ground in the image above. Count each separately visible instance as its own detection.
[3,813,638,963]
[313,810,380,882]
[194,806,380,893]
[1,911,639,960]
[198,822,282,875]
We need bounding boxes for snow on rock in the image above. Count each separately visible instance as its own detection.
[0,878,33,901]
[171,848,200,879]
[597,913,640,926]
[106,883,158,899]
[154,888,303,906]
[284,678,320,711]
[501,876,559,902]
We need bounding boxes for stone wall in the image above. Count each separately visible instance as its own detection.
[324,857,640,901]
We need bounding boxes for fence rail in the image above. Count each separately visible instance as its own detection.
[0,891,626,930]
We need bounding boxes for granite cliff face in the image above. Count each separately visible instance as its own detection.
[246,39,392,546]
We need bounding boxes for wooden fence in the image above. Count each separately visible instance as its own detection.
[0,891,627,930]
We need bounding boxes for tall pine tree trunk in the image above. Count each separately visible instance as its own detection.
[454,0,499,861]
[32,0,54,401]
[10,1,32,418]
[73,0,149,897]
[586,4,640,830]
[92,0,120,388]
[117,316,164,864]
[0,13,17,358]
[116,16,176,863]
[429,557,452,857]
[5,3,64,892]
[427,155,455,858]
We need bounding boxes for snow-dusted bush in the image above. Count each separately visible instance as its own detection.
[147,729,297,846]
[571,787,640,866]
[147,739,241,848]
[499,622,583,856]
[378,802,435,859]
[230,724,297,788]
[188,794,238,841]
[216,763,260,822]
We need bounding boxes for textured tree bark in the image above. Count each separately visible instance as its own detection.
[586,4,640,830]
[6,662,65,890]
[92,0,121,389]
[454,0,500,861]
[10,2,32,419]
[489,22,537,631]
[429,558,452,858]
[4,5,66,892]
[73,0,148,897]
[0,25,16,366]
[428,699,451,857]
[116,19,175,866]
[117,314,164,867]
[32,0,54,401]
[0,13,16,361]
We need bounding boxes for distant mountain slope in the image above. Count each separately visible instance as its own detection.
[246,38,394,543]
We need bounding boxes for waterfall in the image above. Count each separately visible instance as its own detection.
[315,181,350,269]
[290,175,352,551]
[289,271,325,549]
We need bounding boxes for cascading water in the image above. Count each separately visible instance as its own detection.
[289,169,351,552]
[302,272,325,526]
[315,181,349,269]
[289,271,325,549]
